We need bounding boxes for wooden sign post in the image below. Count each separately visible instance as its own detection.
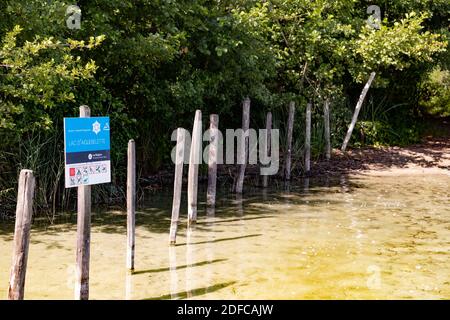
[75,105,91,300]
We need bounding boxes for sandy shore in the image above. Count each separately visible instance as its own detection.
[311,138,450,177]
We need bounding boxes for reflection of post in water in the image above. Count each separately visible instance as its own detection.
[304,177,310,192]
[262,187,268,202]
[185,226,195,299]
[235,193,244,217]
[284,180,291,193]
[206,206,215,219]
[325,175,330,188]
[205,206,215,295]
[235,193,245,291]
[340,175,349,193]
[169,246,178,300]
[125,271,133,300]
[339,174,363,254]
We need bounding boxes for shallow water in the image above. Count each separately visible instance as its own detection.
[0,174,449,300]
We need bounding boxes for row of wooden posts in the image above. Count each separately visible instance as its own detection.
[7,69,377,299]
[169,97,335,244]
[7,98,333,300]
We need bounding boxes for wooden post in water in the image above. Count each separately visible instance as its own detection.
[188,110,201,225]
[7,170,35,300]
[75,105,91,300]
[169,128,186,244]
[126,139,136,271]
[324,100,331,160]
[262,112,272,188]
[235,97,250,194]
[342,72,376,152]
[305,102,312,174]
[207,114,219,207]
[285,102,295,180]
[169,246,178,299]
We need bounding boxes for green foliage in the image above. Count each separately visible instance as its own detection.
[353,12,447,83]
[0,26,103,130]
[0,0,449,216]
[420,66,450,117]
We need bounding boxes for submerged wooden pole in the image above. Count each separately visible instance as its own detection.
[188,110,201,225]
[324,100,331,160]
[125,271,133,300]
[7,170,35,300]
[75,105,91,300]
[169,128,186,245]
[285,102,295,180]
[235,97,250,194]
[262,112,272,188]
[126,139,136,271]
[305,102,312,174]
[185,226,195,299]
[207,114,219,207]
[169,246,178,299]
[342,72,376,152]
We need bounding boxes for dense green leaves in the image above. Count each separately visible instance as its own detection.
[0,0,449,215]
[0,26,103,130]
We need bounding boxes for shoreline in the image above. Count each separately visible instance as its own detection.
[142,137,450,190]
[308,137,450,178]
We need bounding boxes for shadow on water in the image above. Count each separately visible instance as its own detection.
[132,258,227,275]
[195,215,276,225]
[175,234,262,247]
[144,281,236,300]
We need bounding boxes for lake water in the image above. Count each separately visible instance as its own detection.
[0,174,449,299]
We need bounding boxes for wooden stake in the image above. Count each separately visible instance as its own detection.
[342,72,376,152]
[207,114,219,207]
[169,129,186,244]
[126,139,136,270]
[75,105,91,300]
[262,112,272,188]
[7,170,35,300]
[285,102,295,180]
[188,110,201,225]
[305,102,312,174]
[235,97,250,194]
[324,100,331,160]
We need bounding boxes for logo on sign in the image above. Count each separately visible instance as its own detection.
[92,121,101,135]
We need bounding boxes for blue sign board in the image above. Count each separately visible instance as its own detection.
[64,117,111,188]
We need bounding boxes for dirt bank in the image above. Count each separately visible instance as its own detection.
[310,138,450,177]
